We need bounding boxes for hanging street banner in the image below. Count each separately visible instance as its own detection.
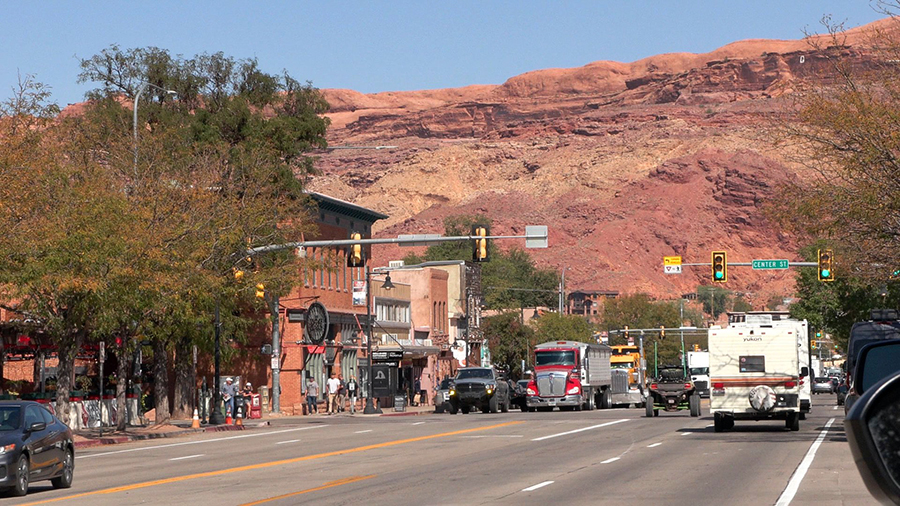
[352,280,367,306]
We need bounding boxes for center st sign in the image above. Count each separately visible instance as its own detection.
[752,259,789,270]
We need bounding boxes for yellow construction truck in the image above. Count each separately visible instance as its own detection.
[609,345,647,407]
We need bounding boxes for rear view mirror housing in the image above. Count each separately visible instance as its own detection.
[854,340,900,396]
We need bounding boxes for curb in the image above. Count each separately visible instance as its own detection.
[74,422,269,450]
[380,410,434,417]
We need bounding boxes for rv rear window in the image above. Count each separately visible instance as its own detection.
[739,356,765,373]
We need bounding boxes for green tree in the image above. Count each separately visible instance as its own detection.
[403,214,560,310]
[696,286,731,319]
[530,312,595,344]
[482,311,535,379]
[788,243,900,352]
[600,294,681,333]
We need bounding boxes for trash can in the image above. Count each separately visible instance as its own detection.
[250,394,262,419]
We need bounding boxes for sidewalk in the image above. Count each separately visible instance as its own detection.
[72,404,437,449]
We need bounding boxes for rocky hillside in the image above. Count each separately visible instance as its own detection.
[309,19,896,306]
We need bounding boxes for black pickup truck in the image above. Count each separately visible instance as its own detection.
[646,366,701,417]
[448,367,511,414]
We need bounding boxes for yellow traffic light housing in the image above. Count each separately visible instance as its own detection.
[711,251,727,283]
[255,283,266,299]
[811,340,817,349]
[472,225,490,262]
[817,249,834,282]
[659,326,665,340]
[347,232,364,267]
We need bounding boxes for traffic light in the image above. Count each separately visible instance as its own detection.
[255,283,266,299]
[711,251,727,283]
[659,326,665,340]
[347,232,364,267]
[623,325,630,341]
[693,344,700,352]
[472,225,489,262]
[817,249,834,282]
[811,340,817,349]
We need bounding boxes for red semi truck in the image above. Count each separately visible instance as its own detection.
[526,340,613,411]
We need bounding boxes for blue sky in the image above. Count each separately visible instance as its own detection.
[1,1,887,107]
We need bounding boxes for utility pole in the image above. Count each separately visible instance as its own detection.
[270,295,281,415]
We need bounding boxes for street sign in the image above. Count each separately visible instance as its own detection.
[752,259,789,270]
[525,225,549,249]
[663,256,682,274]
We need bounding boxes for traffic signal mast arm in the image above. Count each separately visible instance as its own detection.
[244,228,549,256]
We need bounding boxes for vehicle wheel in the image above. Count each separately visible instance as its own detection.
[787,412,800,431]
[52,447,74,489]
[714,413,724,432]
[600,390,611,409]
[799,412,806,420]
[689,394,700,417]
[435,404,445,414]
[461,405,470,414]
[449,403,459,415]
[489,396,499,413]
[645,399,654,418]
[654,406,660,417]
[725,416,735,430]
[12,454,29,497]
[585,393,595,411]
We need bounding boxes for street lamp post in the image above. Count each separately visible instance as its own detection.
[208,300,225,425]
[363,267,385,414]
[133,82,177,172]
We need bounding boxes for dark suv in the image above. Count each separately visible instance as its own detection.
[448,367,511,414]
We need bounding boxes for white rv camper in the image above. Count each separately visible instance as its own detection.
[709,325,803,432]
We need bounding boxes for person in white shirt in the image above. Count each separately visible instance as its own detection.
[326,373,341,414]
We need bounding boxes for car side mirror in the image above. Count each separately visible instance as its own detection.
[854,340,900,396]
[800,366,809,378]
[28,421,46,432]
[845,369,900,504]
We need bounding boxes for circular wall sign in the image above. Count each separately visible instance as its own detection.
[304,302,329,344]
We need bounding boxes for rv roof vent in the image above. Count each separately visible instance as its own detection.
[746,315,773,325]
[389,260,405,268]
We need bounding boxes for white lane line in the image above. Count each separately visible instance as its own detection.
[531,419,629,441]
[647,443,662,448]
[522,481,554,492]
[775,417,836,506]
[276,439,301,445]
[355,429,373,434]
[462,435,524,438]
[169,454,203,461]
[77,425,328,459]
[600,457,620,464]
[412,422,426,425]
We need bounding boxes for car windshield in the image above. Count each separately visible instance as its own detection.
[689,367,709,375]
[847,321,900,370]
[0,406,21,430]
[815,377,831,383]
[611,362,633,369]
[456,369,492,380]
[517,380,530,387]
[439,378,452,389]
[535,351,576,366]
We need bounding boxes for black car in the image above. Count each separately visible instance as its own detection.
[510,379,529,411]
[448,367,511,414]
[0,401,74,496]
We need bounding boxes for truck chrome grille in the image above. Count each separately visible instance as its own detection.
[611,369,630,394]
[537,373,566,396]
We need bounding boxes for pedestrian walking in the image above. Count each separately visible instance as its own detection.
[337,374,346,412]
[306,377,319,415]
[326,373,341,414]
[222,377,238,419]
[346,376,359,414]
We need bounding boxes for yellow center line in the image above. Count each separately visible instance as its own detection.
[21,420,523,505]
[239,475,376,505]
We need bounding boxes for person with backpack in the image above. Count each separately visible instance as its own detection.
[346,376,359,414]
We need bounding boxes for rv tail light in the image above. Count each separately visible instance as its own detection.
[712,383,724,390]
[784,381,796,388]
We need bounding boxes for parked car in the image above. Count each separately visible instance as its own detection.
[0,401,75,496]
[836,384,848,406]
[812,376,835,394]
[433,377,452,413]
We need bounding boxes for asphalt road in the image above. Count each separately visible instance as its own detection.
[6,395,873,506]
